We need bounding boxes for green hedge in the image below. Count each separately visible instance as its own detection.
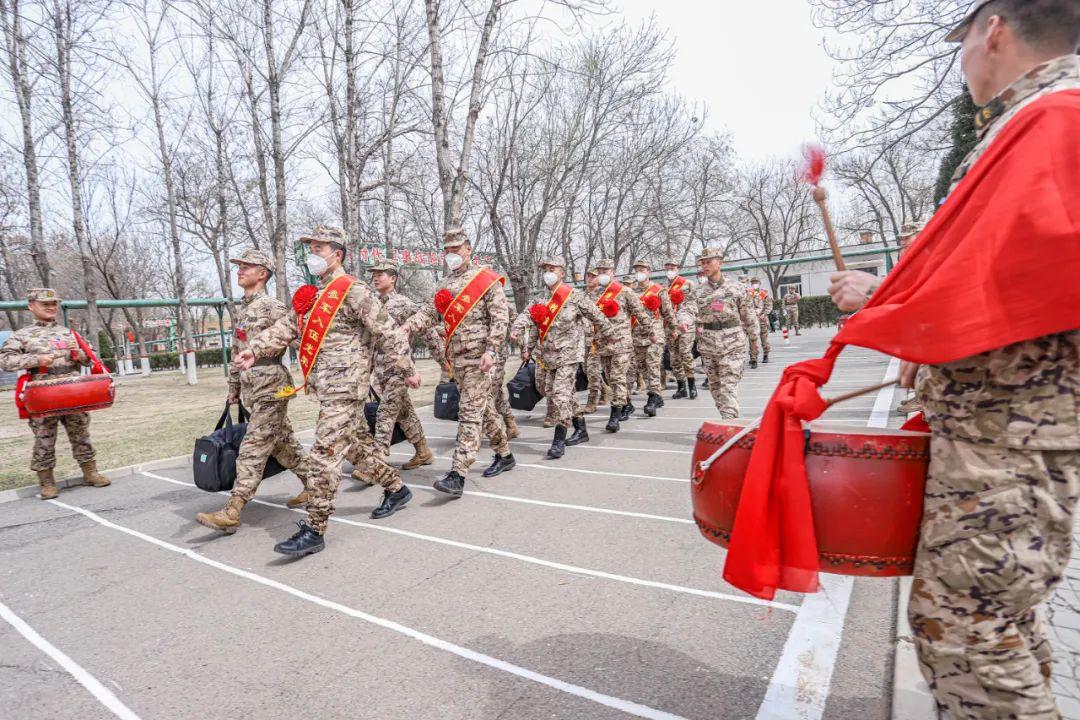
[798,295,843,327]
[147,348,232,371]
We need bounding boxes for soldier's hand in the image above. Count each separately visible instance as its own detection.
[36,354,55,367]
[649,334,658,345]
[226,392,239,405]
[234,350,256,371]
[401,325,412,340]
[520,350,529,363]
[479,351,495,373]
[828,271,881,312]
[509,332,518,343]
[679,323,688,333]
[405,373,422,389]
[899,361,920,389]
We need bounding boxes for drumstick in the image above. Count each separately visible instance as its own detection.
[812,186,847,272]
[825,379,898,407]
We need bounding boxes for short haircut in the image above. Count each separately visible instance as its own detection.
[981,0,1080,53]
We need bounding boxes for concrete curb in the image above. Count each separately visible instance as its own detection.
[892,578,942,719]
[0,453,191,505]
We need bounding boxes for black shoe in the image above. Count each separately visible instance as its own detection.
[482,454,516,478]
[547,425,567,459]
[434,471,465,496]
[672,380,687,400]
[762,354,769,364]
[655,394,665,409]
[605,405,621,433]
[370,485,412,520]
[566,416,589,446]
[701,377,709,389]
[749,359,758,369]
[273,521,325,557]
[644,392,662,417]
[687,377,698,399]
[620,403,633,421]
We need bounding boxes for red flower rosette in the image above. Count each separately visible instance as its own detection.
[235,328,248,342]
[643,294,660,311]
[601,300,619,318]
[434,288,454,315]
[670,289,685,306]
[292,284,318,316]
[529,303,549,326]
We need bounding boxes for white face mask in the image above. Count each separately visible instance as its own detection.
[305,253,328,276]
[666,270,677,280]
[597,273,612,286]
[634,272,648,283]
[542,271,559,288]
[445,252,463,271]
[696,275,709,286]
[751,284,760,291]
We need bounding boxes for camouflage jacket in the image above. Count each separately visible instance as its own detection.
[0,321,91,379]
[748,288,771,320]
[248,267,414,401]
[373,290,445,386]
[782,292,800,308]
[228,289,296,404]
[405,260,510,367]
[678,276,759,358]
[667,276,697,334]
[917,54,1080,450]
[587,283,656,356]
[523,284,613,368]
[630,282,677,347]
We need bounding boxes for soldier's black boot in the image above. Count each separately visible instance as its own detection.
[672,380,687,400]
[370,485,412,520]
[687,377,698,399]
[547,425,567,459]
[620,402,634,421]
[762,353,769,364]
[605,405,621,433]
[750,359,759,369]
[273,521,325,557]
[434,471,465,496]
[566,416,589,446]
[701,377,709,389]
[644,392,662,417]
[482,453,516,478]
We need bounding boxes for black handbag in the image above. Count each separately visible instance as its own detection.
[433,380,460,421]
[575,364,589,392]
[193,403,286,493]
[507,361,543,411]
[662,346,672,371]
[364,388,407,445]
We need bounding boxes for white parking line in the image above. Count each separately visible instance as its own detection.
[424,436,692,456]
[388,452,691,484]
[0,598,142,720]
[140,472,794,612]
[49,500,686,720]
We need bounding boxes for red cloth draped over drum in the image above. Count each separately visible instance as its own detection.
[723,90,1080,601]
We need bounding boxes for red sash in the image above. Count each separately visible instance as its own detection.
[669,276,686,294]
[596,281,624,311]
[536,284,572,343]
[294,275,356,389]
[633,282,662,327]
[442,268,505,350]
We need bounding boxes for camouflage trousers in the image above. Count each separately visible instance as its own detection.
[701,352,744,419]
[784,307,799,329]
[631,343,663,394]
[909,437,1080,720]
[305,397,403,534]
[373,376,426,459]
[752,316,771,360]
[600,352,632,406]
[451,362,510,476]
[667,332,695,381]
[492,356,514,425]
[586,348,607,397]
[28,413,94,472]
[537,363,580,427]
[232,399,307,503]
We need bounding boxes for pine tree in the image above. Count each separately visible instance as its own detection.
[934,89,979,204]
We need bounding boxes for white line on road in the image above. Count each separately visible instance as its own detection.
[141,472,793,612]
[754,356,900,720]
[387,452,691,484]
[0,598,142,720]
[48,500,687,720]
[425,435,692,456]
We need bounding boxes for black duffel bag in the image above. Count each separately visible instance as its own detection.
[575,364,589,392]
[193,403,286,493]
[364,388,407,445]
[433,380,460,421]
[662,346,672,371]
[507,361,543,411]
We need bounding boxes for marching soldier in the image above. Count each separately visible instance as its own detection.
[630,260,675,417]
[236,226,420,555]
[0,288,111,499]
[196,249,310,533]
[663,259,697,399]
[511,301,558,428]
[522,257,613,458]
[678,247,760,418]
[582,269,610,413]
[747,278,772,364]
[782,287,801,335]
[590,259,654,432]
[404,228,516,496]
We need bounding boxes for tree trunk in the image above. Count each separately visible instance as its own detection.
[0,232,24,328]
[263,0,289,305]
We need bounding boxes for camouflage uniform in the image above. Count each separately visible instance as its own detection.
[678,253,759,419]
[666,273,696,384]
[405,254,510,478]
[250,263,414,534]
[630,271,676,397]
[492,305,517,432]
[782,290,800,332]
[908,54,1080,720]
[589,260,655,409]
[747,285,772,361]
[583,310,608,409]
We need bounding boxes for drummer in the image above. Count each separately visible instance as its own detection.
[0,288,111,499]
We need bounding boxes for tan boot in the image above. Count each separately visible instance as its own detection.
[79,460,111,488]
[584,392,598,414]
[286,489,309,508]
[37,470,57,500]
[402,440,434,470]
[504,416,520,440]
[196,496,245,534]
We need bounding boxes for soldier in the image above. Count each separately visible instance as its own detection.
[664,259,696,399]
[629,260,674,417]
[522,257,613,458]
[589,259,655,432]
[581,269,610,413]
[0,288,111,499]
[236,226,421,556]
[747,278,772,364]
[782,287,801,335]
[511,299,558,428]
[195,250,311,533]
[677,247,759,418]
[404,228,516,496]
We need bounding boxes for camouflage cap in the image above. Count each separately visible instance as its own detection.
[538,256,565,269]
[442,228,469,249]
[945,0,992,42]
[631,258,651,269]
[299,225,347,249]
[584,267,599,276]
[367,261,399,274]
[697,247,724,261]
[663,258,680,268]
[27,288,60,303]
[594,258,615,271]
[229,247,275,273]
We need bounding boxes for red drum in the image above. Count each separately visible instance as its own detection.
[21,373,115,419]
[691,421,929,577]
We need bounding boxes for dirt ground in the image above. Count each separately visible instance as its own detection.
[0,359,447,491]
